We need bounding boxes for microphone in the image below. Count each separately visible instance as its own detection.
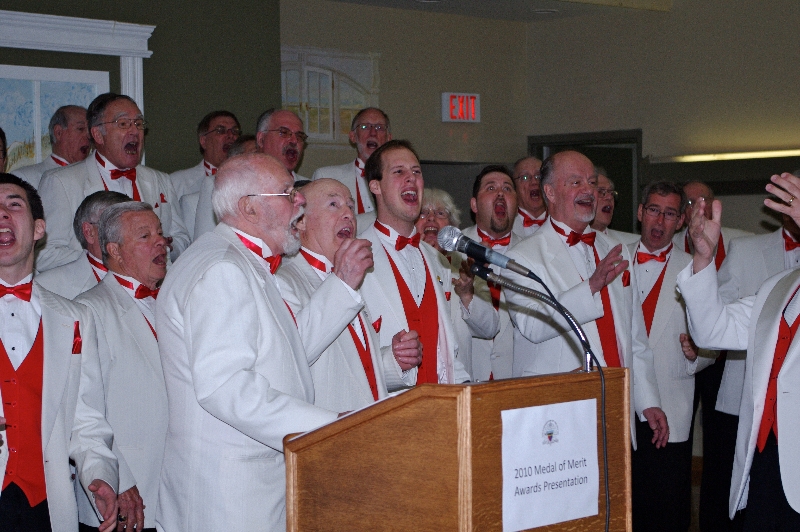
[437,226,534,279]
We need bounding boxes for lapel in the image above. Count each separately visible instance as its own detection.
[217,225,310,388]
[541,222,584,289]
[763,229,786,279]
[82,157,105,197]
[102,277,162,377]
[752,269,800,396]
[648,250,689,345]
[364,226,408,331]
[135,165,156,205]
[38,286,76,452]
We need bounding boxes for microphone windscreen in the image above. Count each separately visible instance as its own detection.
[437,225,462,252]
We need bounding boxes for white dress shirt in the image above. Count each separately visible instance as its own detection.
[111,272,156,327]
[373,224,426,305]
[633,242,673,300]
[0,274,41,369]
[551,219,597,284]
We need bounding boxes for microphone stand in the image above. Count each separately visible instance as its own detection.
[472,263,612,532]
[471,264,596,372]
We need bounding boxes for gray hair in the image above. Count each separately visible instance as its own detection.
[99,201,154,263]
[255,108,276,134]
[350,107,391,133]
[49,105,86,146]
[421,188,461,227]
[212,155,264,222]
[228,134,256,157]
[641,180,687,214]
[73,191,131,249]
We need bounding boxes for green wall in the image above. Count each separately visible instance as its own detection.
[0,3,282,172]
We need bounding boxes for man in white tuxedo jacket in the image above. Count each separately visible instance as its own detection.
[504,150,667,451]
[278,179,388,411]
[36,191,129,300]
[591,171,640,246]
[13,105,91,189]
[462,165,522,381]
[37,93,190,272]
[0,174,119,532]
[311,107,392,216]
[155,154,339,532]
[629,181,714,531]
[75,202,170,530]
[677,177,800,530]
[359,140,474,389]
[169,111,240,200]
[672,179,753,529]
[511,156,547,237]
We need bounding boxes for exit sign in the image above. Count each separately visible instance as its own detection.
[442,92,480,123]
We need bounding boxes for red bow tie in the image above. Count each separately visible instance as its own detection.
[637,245,671,264]
[204,161,217,176]
[374,221,420,251]
[551,222,596,247]
[477,228,511,248]
[785,231,800,251]
[519,209,545,228]
[135,284,159,300]
[0,282,33,301]
[236,233,282,274]
[110,167,137,182]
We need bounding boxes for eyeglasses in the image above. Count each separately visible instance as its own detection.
[354,123,387,132]
[643,205,679,221]
[98,118,147,131]
[245,188,299,203]
[514,173,539,182]
[686,197,705,207]
[597,188,619,199]
[419,208,450,220]
[203,126,242,137]
[267,127,308,143]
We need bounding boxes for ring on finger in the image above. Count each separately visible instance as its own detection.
[118,513,128,522]
[790,195,796,205]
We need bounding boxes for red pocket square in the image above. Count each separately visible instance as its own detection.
[372,316,382,333]
[445,291,451,301]
[160,193,167,203]
[622,270,631,287]
[72,321,82,354]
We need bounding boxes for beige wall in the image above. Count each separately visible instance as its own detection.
[281,0,529,176]
[526,0,800,159]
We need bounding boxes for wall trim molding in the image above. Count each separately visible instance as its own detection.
[0,9,155,111]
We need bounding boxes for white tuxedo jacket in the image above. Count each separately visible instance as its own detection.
[461,226,519,381]
[179,192,200,242]
[75,277,168,528]
[713,229,787,415]
[192,173,216,241]
[438,251,499,381]
[606,228,640,246]
[154,223,338,532]
[35,254,99,300]
[278,255,389,411]
[312,160,375,213]
[359,225,470,390]
[628,242,702,442]
[505,222,662,449]
[511,210,546,239]
[677,263,800,516]
[672,226,752,257]
[0,284,119,531]
[12,155,60,189]
[169,160,206,200]
[37,158,190,271]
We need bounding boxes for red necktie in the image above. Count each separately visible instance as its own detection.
[785,231,800,251]
[518,209,545,228]
[300,249,332,273]
[636,244,672,264]
[374,221,420,251]
[551,221,621,367]
[355,160,366,214]
[477,228,511,248]
[114,275,159,299]
[0,282,33,301]
[236,233,282,274]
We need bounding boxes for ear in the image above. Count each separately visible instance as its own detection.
[348,129,358,146]
[106,242,122,262]
[543,183,556,204]
[90,126,105,147]
[238,195,258,222]
[82,221,98,245]
[470,197,478,215]
[676,213,685,231]
[255,131,267,150]
[368,178,381,196]
[387,132,393,141]
[53,124,65,143]
[33,219,46,243]
[199,133,209,153]
[637,204,644,223]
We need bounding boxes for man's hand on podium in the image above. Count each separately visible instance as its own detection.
[642,407,669,449]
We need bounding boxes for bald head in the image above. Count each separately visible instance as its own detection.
[299,178,356,262]
[540,150,598,232]
[213,153,290,223]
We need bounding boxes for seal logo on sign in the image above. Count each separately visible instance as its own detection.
[542,420,559,445]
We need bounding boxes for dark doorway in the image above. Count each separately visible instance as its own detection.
[420,161,503,229]
[527,130,643,234]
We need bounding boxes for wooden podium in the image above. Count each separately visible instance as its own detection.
[285,368,631,531]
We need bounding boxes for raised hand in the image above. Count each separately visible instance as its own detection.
[689,198,722,273]
[334,238,374,290]
[589,244,628,294]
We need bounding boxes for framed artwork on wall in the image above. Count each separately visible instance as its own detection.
[0,64,109,171]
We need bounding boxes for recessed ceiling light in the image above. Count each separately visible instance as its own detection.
[533,9,559,14]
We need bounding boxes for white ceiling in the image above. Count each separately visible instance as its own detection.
[323,0,671,21]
